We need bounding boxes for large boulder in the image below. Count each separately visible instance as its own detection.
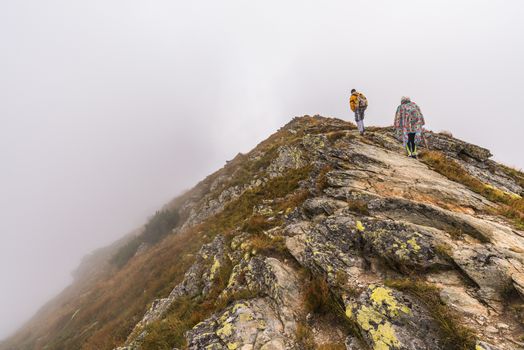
[345,285,443,350]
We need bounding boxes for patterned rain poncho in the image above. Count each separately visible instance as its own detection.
[394,97,425,146]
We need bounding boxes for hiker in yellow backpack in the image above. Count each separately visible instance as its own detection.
[349,89,368,135]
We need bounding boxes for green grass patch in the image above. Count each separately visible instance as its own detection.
[206,165,312,236]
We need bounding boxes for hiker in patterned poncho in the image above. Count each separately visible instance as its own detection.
[394,96,425,158]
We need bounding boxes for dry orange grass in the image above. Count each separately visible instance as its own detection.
[420,150,524,229]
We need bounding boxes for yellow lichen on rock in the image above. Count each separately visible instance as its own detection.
[239,312,254,323]
[356,305,384,332]
[345,305,353,319]
[352,286,416,349]
[406,237,421,252]
[370,286,411,317]
[372,322,401,350]
[209,256,221,280]
[227,342,239,350]
[257,319,267,330]
[217,322,234,338]
[356,220,365,232]
[233,303,247,313]
[218,311,230,324]
[356,305,401,350]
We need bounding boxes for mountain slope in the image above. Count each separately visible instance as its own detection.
[2,116,524,350]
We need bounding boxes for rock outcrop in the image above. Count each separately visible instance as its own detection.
[4,116,524,350]
[114,117,524,350]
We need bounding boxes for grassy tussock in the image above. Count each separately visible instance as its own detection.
[385,278,476,350]
[316,165,333,193]
[500,164,524,189]
[140,256,235,349]
[302,274,363,343]
[295,322,316,350]
[243,215,276,234]
[420,150,524,229]
[327,130,349,143]
[279,189,310,212]
[346,200,370,215]
[304,275,332,315]
[246,234,289,258]
[434,243,453,260]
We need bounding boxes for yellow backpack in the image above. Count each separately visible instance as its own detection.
[357,93,368,108]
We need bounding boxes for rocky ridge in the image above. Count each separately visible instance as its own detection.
[117,117,524,350]
[3,116,523,350]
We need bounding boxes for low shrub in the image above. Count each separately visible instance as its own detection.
[142,210,181,244]
[111,209,181,268]
[110,238,141,268]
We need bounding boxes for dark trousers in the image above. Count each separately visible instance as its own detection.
[407,133,416,155]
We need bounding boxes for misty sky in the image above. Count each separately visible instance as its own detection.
[1,0,523,340]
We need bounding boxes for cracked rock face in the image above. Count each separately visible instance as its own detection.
[187,257,303,350]
[187,298,291,350]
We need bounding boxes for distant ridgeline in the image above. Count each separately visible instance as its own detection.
[3,116,523,350]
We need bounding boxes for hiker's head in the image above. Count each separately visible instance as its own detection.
[401,96,411,104]
[351,89,356,94]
